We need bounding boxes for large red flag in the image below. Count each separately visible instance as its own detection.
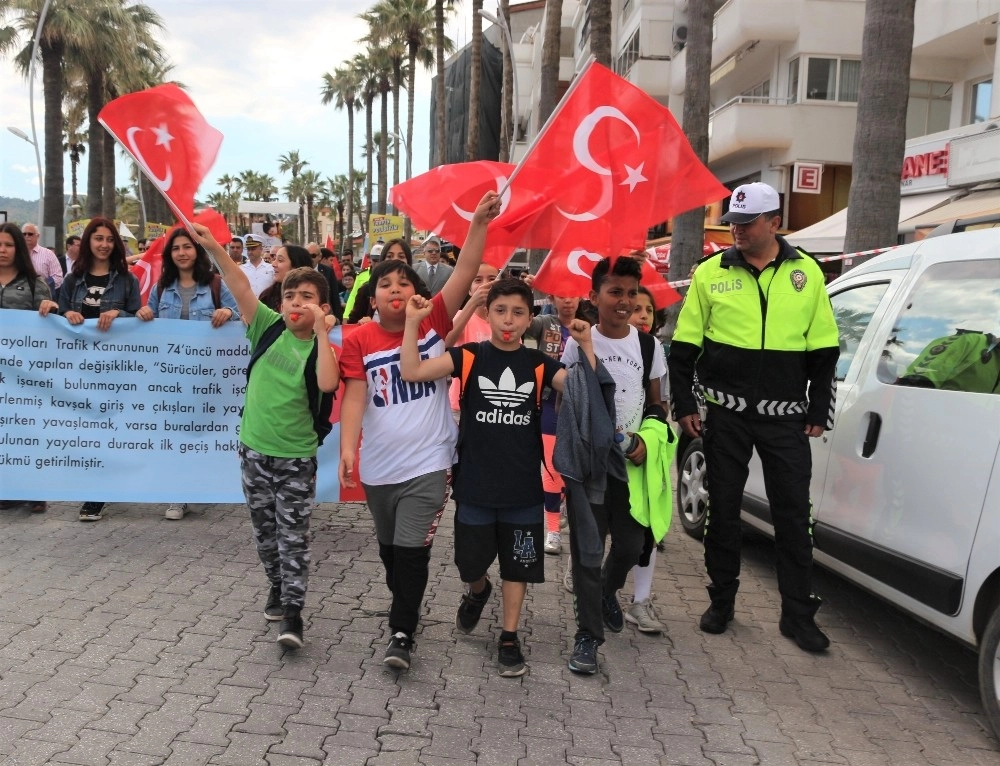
[389,161,523,268]
[99,84,223,227]
[495,61,728,255]
[533,247,681,309]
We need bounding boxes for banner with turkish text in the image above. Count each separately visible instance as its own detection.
[0,313,362,504]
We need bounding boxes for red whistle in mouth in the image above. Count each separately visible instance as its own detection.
[502,331,512,342]
[290,313,302,321]
[391,300,402,310]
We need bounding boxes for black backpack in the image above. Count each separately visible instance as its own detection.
[244,317,336,446]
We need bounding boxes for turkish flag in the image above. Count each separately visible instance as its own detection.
[389,161,522,268]
[130,236,164,306]
[324,234,343,280]
[495,61,728,255]
[99,84,223,227]
[533,248,681,309]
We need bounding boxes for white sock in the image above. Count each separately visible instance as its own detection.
[632,547,656,603]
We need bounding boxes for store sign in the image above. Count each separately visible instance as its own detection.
[900,139,950,194]
[948,129,1000,187]
[793,162,823,194]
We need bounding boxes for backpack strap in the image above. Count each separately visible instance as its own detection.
[458,344,478,403]
[245,317,287,380]
[638,330,655,394]
[534,363,545,410]
[210,274,222,310]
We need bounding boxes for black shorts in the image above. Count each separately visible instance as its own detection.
[453,502,545,584]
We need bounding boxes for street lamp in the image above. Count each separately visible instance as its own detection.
[478,7,519,159]
[7,126,43,232]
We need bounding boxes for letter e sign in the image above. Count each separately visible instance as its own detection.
[793,162,823,194]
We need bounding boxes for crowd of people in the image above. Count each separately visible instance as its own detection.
[0,181,840,675]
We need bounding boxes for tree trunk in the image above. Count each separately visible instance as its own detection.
[466,0,483,161]
[589,0,612,68]
[86,71,104,218]
[843,0,916,255]
[366,96,374,226]
[499,0,513,162]
[666,0,714,336]
[102,131,116,219]
[435,0,447,167]
[346,108,355,253]
[406,47,417,183]
[392,61,401,213]
[379,89,389,214]
[538,0,563,129]
[41,43,65,252]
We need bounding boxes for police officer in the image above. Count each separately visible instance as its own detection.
[669,182,840,652]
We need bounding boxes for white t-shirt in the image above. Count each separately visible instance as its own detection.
[240,260,275,297]
[562,325,666,442]
[339,293,458,485]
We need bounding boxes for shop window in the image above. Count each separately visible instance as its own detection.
[795,57,860,103]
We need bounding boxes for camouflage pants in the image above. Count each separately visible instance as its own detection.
[239,445,316,609]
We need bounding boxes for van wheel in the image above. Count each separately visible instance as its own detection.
[677,437,708,540]
[978,604,1000,739]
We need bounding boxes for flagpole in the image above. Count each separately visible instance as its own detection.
[495,57,596,200]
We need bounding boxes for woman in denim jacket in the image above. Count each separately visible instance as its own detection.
[37,217,141,522]
[39,217,140,331]
[138,228,239,326]
[135,227,239,521]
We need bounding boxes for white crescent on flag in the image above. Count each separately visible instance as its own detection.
[126,126,173,191]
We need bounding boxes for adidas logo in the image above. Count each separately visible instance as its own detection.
[476,367,534,425]
[479,368,533,408]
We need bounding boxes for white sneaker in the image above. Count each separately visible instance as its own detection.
[544,531,562,555]
[625,597,663,634]
[164,504,187,520]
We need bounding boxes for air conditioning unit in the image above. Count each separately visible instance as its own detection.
[672,24,688,46]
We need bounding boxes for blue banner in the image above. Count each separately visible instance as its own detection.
[0,313,344,503]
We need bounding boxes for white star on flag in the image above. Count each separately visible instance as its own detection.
[620,162,647,192]
[152,123,174,150]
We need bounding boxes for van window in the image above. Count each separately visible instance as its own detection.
[830,282,890,380]
[877,259,1000,394]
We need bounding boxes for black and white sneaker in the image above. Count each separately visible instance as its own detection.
[264,584,284,622]
[568,634,600,675]
[602,593,624,633]
[277,608,304,649]
[456,579,492,633]
[384,632,413,670]
[497,637,527,677]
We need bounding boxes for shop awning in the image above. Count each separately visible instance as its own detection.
[899,187,1000,230]
[786,190,956,254]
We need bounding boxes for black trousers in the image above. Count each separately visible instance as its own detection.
[702,405,819,618]
[567,475,646,643]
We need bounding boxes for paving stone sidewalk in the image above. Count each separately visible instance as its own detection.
[0,499,997,766]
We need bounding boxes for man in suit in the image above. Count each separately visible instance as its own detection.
[414,237,453,296]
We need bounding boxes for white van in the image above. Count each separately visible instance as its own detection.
[676,228,1000,734]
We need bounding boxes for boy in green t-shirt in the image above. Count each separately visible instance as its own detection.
[191,224,340,649]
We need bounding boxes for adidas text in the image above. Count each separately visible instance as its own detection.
[476,409,532,425]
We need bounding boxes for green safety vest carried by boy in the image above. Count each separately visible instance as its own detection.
[901,331,1000,394]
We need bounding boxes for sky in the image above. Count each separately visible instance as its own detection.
[0,0,475,207]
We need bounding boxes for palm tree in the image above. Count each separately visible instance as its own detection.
[538,0,562,128]
[589,0,612,68]
[320,65,361,254]
[352,51,379,224]
[0,0,112,251]
[433,0,457,166]
[299,169,323,242]
[499,0,513,162]
[844,0,917,254]
[278,150,309,238]
[62,84,87,213]
[466,0,484,160]
[669,0,715,320]
[328,174,350,247]
[361,8,405,210]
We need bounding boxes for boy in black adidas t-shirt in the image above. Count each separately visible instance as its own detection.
[401,279,594,677]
